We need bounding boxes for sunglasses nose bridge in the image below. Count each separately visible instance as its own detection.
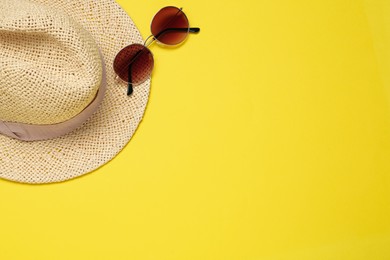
[144,34,157,47]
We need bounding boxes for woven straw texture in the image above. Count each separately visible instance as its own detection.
[0,0,103,124]
[0,0,150,183]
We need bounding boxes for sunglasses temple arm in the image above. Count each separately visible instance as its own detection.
[147,27,201,45]
[127,64,133,96]
[189,27,200,33]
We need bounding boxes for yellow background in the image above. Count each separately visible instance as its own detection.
[1,0,390,259]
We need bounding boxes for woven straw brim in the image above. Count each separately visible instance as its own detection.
[0,0,150,184]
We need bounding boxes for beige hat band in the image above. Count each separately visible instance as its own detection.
[0,53,107,142]
[0,0,151,184]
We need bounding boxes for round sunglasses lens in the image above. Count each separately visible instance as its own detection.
[113,44,154,85]
[151,6,190,45]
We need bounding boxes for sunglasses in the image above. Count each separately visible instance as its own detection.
[113,6,200,96]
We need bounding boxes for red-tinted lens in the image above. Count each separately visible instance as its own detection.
[151,6,189,45]
[113,44,154,85]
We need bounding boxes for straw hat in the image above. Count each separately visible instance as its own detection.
[0,0,150,183]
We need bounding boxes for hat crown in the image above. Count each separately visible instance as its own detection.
[0,0,103,125]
